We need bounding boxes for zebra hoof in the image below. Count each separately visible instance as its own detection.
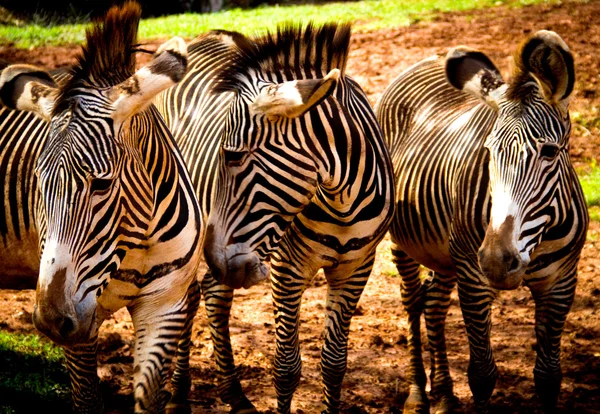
[165,401,192,414]
[434,395,461,414]
[403,389,430,414]
[230,397,258,414]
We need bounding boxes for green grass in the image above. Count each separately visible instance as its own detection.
[577,160,600,222]
[0,331,70,412]
[0,0,561,48]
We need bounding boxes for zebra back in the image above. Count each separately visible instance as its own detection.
[155,31,244,218]
[377,55,497,271]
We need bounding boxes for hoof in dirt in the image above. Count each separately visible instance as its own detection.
[434,395,461,414]
[403,392,430,414]
[230,398,258,414]
[165,402,192,414]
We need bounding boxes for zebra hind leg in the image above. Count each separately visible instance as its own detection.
[202,271,257,414]
[391,245,429,414]
[424,272,460,414]
[166,278,201,414]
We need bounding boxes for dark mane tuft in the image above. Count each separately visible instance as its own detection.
[214,22,351,93]
[54,1,141,115]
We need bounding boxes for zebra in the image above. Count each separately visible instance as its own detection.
[0,25,258,413]
[154,30,258,412]
[375,30,588,413]
[0,4,203,413]
[201,23,396,413]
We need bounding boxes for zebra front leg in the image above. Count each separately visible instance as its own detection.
[457,269,497,412]
[129,293,192,413]
[392,245,429,414]
[271,261,311,414]
[529,273,577,413]
[320,260,372,414]
[167,278,202,413]
[424,272,460,414]
[64,339,103,413]
[202,271,257,413]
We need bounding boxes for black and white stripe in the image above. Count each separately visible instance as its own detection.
[376,31,587,413]
[201,23,395,413]
[0,4,202,413]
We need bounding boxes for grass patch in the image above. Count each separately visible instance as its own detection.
[576,160,600,222]
[0,331,70,412]
[0,0,564,48]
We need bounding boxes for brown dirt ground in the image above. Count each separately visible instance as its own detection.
[0,1,599,413]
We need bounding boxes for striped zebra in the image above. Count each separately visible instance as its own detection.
[202,24,396,413]
[375,31,588,413]
[154,30,257,412]
[0,4,203,413]
[0,25,257,413]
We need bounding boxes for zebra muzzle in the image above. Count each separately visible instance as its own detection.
[204,225,270,289]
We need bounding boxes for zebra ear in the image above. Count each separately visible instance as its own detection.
[515,30,574,105]
[0,64,57,121]
[108,36,188,121]
[445,46,505,109]
[251,68,340,119]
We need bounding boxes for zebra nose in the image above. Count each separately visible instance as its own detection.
[58,316,77,339]
[33,305,80,344]
[478,246,524,290]
[506,254,522,274]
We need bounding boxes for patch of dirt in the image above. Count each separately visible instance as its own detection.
[0,1,599,413]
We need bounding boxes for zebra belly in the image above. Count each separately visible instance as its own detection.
[0,234,40,289]
[390,203,456,275]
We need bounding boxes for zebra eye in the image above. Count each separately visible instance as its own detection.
[539,143,560,160]
[90,178,113,194]
[223,149,248,167]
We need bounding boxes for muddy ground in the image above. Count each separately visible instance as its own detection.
[0,1,599,413]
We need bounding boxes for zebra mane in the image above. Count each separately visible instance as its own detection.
[214,22,351,93]
[53,1,141,115]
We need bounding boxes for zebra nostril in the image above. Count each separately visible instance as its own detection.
[507,256,521,273]
[58,316,76,339]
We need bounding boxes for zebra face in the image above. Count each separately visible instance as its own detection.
[205,69,340,289]
[32,109,142,344]
[445,31,574,290]
[479,92,572,289]
[0,37,188,345]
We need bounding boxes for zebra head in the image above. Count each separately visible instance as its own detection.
[204,24,350,289]
[0,7,188,345]
[445,31,575,290]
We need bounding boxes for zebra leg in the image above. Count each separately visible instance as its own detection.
[424,272,460,414]
[64,339,103,413]
[529,273,577,413]
[202,271,257,413]
[457,269,497,412]
[129,292,193,413]
[391,245,429,414]
[166,278,201,413]
[320,259,373,414]
[271,261,311,414]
